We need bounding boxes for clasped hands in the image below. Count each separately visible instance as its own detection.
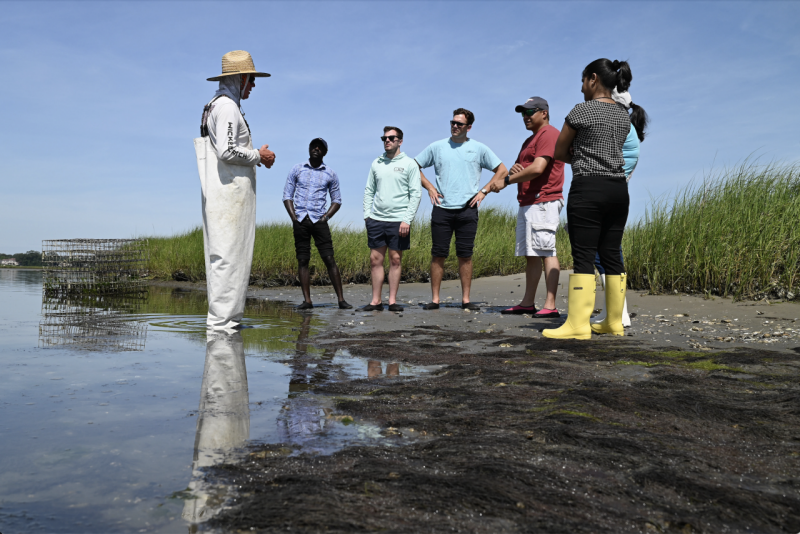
[488,163,524,193]
[258,144,276,168]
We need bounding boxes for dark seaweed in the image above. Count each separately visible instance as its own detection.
[206,328,800,534]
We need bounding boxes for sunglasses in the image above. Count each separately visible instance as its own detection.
[521,108,543,117]
[450,120,468,127]
[380,135,401,142]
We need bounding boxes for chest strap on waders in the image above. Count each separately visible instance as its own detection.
[200,94,251,137]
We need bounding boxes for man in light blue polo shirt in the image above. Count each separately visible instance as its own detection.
[415,108,507,310]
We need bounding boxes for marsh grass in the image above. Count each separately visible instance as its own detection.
[146,161,800,299]
[623,161,800,300]
[146,208,573,286]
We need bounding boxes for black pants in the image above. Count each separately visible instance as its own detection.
[567,175,629,275]
[293,216,334,261]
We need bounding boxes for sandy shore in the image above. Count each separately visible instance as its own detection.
[152,270,800,352]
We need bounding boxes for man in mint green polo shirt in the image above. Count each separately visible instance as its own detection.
[361,126,422,312]
[415,108,507,311]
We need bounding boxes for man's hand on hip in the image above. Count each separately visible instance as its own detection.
[399,222,410,237]
[427,187,443,206]
[259,144,276,168]
[469,191,487,208]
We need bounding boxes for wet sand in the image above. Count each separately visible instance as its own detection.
[152,270,800,352]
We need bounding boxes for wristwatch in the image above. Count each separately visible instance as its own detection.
[504,175,510,186]
[480,188,489,195]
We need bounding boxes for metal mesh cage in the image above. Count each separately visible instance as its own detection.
[42,239,148,297]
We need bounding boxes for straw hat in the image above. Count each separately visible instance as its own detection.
[207,50,270,81]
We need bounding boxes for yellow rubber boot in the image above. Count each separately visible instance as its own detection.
[591,274,626,336]
[542,273,596,340]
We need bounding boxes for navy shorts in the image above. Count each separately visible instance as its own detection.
[365,218,410,251]
[430,204,479,258]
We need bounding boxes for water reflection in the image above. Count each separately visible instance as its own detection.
[38,295,148,351]
[0,267,44,287]
[368,360,401,378]
[183,331,250,525]
[288,314,336,394]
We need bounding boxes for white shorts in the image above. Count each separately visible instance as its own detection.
[515,200,564,257]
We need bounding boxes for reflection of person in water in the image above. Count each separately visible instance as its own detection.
[182,331,250,525]
[279,314,339,444]
[368,360,400,378]
[287,314,338,394]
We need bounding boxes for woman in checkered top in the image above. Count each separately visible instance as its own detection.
[543,58,648,341]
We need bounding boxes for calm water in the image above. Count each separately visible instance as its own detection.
[0,270,413,533]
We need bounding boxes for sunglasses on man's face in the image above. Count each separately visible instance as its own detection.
[380,135,400,142]
[450,120,468,128]
[521,108,542,117]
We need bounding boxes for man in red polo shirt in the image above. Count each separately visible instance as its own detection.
[490,96,565,317]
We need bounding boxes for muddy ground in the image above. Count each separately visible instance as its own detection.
[204,324,800,533]
[154,273,800,532]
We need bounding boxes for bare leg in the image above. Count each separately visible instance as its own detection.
[321,255,345,302]
[543,256,561,310]
[430,257,445,303]
[521,257,543,307]
[369,247,387,305]
[387,249,403,305]
[458,257,473,303]
[298,258,312,304]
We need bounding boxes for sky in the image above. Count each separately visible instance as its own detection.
[1,1,799,253]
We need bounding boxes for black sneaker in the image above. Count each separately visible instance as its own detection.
[422,302,440,310]
[388,303,404,312]
[361,303,384,312]
[461,302,480,311]
[338,300,353,309]
[296,301,314,310]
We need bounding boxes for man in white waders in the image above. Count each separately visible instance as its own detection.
[195,50,276,329]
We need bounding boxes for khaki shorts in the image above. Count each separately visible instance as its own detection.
[515,200,564,257]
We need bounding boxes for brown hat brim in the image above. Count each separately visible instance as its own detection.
[207,71,271,82]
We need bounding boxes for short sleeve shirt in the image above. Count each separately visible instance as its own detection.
[565,101,630,178]
[415,138,503,209]
[515,124,565,206]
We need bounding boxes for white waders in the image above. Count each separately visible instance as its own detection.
[194,98,257,330]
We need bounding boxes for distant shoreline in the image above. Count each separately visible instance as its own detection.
[0,266,43,270]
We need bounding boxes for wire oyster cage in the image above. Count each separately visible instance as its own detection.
[41,239,149,297]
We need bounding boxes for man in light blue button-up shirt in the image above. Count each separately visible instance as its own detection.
[282,138,351,311]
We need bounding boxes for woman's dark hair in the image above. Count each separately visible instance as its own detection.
[583,58,648,142]
[629,103,648,142]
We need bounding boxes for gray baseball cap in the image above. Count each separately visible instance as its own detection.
[515,96,549,112]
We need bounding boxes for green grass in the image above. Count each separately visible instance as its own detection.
[145,208,573,286]
[623,160,800,300]
[145,160,800,299]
